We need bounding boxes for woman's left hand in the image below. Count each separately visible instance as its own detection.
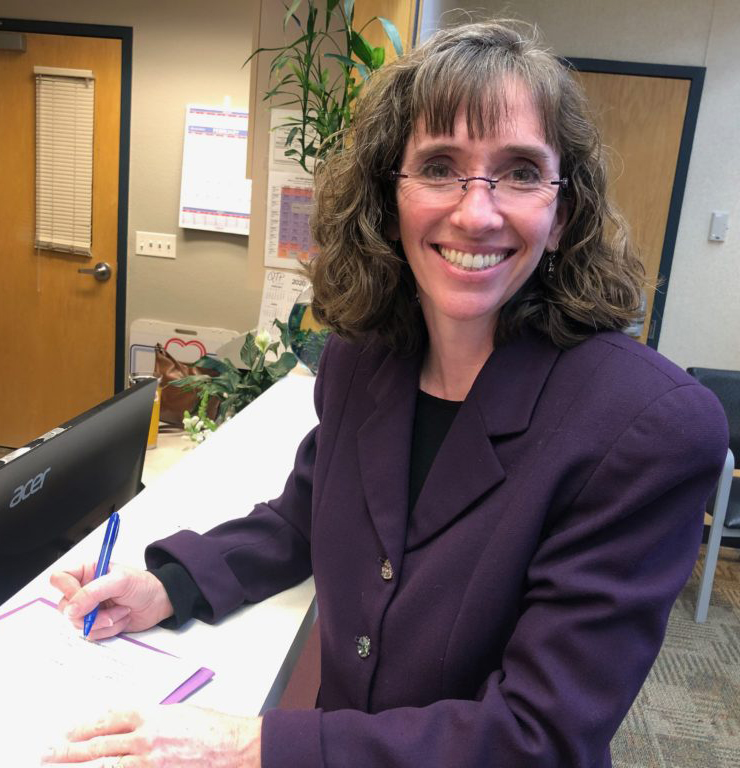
[40,705,261,767]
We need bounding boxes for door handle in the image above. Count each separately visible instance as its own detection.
[77,262,112,282]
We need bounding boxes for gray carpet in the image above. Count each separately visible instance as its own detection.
[612,545,740,767]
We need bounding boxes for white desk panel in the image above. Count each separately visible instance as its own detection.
[1,374,318,717]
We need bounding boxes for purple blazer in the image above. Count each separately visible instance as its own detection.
[146,330,727,768]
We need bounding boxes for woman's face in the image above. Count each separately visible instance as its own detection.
[394,82,567,338]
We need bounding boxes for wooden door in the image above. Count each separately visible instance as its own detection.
[574,72,690,344]
[0,32,121,447]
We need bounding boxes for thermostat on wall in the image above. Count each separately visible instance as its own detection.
[709,211,729,242]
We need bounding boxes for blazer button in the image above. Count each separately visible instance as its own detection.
[355,635,371,658]
[380,558,393,581]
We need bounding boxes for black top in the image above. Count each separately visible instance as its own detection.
[153,389,462,628]
[408,390,462,511]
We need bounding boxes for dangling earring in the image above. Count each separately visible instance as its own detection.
[546,251,556,280]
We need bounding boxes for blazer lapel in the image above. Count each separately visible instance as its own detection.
[357,344,423,568]
[407,331,561,549]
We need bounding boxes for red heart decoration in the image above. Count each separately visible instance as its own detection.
[164,337,208,363]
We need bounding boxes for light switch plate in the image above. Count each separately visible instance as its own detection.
[136,231,177,258]
[709,211,729,242]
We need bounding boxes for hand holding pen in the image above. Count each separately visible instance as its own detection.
[50,527,177,641]
[83,511,121,638]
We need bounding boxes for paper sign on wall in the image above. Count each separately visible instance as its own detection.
[264,109,318,268]
[257,269,311,341]
[179,104,252,235]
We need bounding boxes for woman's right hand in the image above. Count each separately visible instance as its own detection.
[50,563,174,641]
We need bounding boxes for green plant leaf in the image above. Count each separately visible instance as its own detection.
[244,43,298,68]
[218,395,237,421]
[306,3,317,36]
[351,32,374,68]
[240,334,259,368]
[351,59,368,80]
[283,0,303,30]
[169,374,213,390]
[268,352,298,379]
[326,0,340,27]
[371,45,385,69]
[222,360,242,378]
[241,381,264,398]
[274,318,292,350]
[344,0,355,20]
[324,52,355,72]
[251,351,265,375]
[289,61,307,86]
[193,354,230,373]
[285,126,299,147]
[378,17,404,57]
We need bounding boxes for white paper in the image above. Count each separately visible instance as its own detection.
[1,601,204,766]
[257,269,311,341]
[179,104,251,235]
[268,108,317,173]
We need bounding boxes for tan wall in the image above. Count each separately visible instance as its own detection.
[1,0,264,343]
[425,0,740,371]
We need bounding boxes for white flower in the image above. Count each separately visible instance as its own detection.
[255,329,271,354]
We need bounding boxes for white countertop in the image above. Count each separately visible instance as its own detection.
[1,374,318,717]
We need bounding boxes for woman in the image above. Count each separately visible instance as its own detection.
[46,19,727,768]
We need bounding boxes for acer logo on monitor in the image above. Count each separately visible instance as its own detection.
[9,468,51,508]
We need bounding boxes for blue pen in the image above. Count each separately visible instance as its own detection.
[82,511,121,638]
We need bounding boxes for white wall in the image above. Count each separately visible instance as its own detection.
[425,0,740,369]
[0,0,262,343]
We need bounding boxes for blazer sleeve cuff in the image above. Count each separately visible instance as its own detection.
[262,708,323,768]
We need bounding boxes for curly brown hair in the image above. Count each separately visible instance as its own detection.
[309,19,645,352]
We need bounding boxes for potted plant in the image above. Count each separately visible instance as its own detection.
[173,320,297,442]
[247,0,403,172]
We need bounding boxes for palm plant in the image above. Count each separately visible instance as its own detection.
[246,0,403,173]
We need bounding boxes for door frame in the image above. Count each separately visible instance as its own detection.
[564,58,705,349]
[0,16,132,391]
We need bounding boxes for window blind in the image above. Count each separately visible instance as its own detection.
[34,66,95,255]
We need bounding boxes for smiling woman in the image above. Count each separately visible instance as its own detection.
[46,18,728,768]
[390,86,569,398]
[396,81,567,355]
[310,21,645,357]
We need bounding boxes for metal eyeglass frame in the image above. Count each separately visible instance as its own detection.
[389,170,569,196]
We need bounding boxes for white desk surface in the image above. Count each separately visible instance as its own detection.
[0,374,318,717]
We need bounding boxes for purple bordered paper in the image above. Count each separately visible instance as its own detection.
[0,597,214,704]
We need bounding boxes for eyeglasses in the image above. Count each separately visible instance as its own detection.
[390,169,568,209]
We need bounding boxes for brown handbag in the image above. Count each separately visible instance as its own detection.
[154,343,219,425]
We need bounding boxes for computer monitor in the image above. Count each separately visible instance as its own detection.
[0,379,157,604]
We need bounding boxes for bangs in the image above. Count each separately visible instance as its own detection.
[408,46,562,150]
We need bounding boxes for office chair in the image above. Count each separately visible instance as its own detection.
[687,367,740,623]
